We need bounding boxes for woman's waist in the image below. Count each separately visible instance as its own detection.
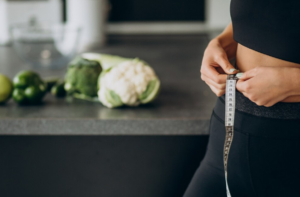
[220,90,300,119]
[214,95,300,138]
[235,44,300,72]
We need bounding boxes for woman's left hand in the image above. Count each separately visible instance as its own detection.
[236,66,294,107]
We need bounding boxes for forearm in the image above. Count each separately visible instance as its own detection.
[213,23,238,59]
[281,67,300,102]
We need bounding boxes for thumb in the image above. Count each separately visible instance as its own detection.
[215,55,239,74]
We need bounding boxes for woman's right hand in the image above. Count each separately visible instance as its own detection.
[200,38,239,96]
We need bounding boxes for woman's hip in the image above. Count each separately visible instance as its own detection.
[204,96,300,196]
[215,93,300,138]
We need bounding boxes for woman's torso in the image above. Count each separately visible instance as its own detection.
[236,44,300,102]
[236,44,300,73]
[231,0,300,71]
[231,0,300,102]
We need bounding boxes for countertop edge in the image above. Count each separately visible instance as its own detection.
[0,119,210,135]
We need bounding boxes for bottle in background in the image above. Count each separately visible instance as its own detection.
[67,0,109,52]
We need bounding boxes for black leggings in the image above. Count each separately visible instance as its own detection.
[183,96,300,197]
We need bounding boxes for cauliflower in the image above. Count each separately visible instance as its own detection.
[81,53,160,108]
[98,59,160,108]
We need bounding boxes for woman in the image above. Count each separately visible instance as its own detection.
[183,1,300,197]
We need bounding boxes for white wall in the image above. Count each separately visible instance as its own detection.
[206,0,231,29]
[0,0,231,39]
[0,0,62,45]
[0,0,9,45]
[7,0,61,24]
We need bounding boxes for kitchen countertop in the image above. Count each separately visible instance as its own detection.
[0,35,217,135]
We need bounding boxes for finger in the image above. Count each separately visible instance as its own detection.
[202,74,226,90]
[236,80,249,93]
[215,67,226,74]
[214,54,238,74]
[238,68,257,81]
[264,102,274,107]
[201,63,228,84]
[207,83,225,97]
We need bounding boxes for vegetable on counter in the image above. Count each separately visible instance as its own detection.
[0,73,13,104]
[51,80,66,97]
[3,53,160,108]
[44,77,60,92]
[12,70,47,104]
[82,53,160,108]
[82,53,132,70]
[64,57,102,99]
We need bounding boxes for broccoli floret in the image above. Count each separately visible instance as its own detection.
[64,57,102,97]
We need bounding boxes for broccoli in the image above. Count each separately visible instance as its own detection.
[64,57,102,97]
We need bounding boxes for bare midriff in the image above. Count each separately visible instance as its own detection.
[236,44,300,72]
[235,43,300,102]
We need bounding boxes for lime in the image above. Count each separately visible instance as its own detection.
[12,89,27,104]
[51,81,66,97]
[25,86,42,103]
[44,77,60,91]
[13,70,42,89]
[0,73,13,104]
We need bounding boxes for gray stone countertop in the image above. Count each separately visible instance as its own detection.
[0,35,217,135]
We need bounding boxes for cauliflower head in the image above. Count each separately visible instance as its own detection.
[98,60,160,108]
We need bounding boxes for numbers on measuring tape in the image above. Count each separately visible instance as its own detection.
[224,74,238,197]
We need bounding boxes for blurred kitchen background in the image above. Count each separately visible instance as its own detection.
[0,0,230,47]
[0,1,231,197]
[0,0,230,71]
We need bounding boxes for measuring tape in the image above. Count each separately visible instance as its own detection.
[224,74,238,197]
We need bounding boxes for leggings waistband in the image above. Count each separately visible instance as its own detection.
[220,90,300,119]
[214,96,300,138]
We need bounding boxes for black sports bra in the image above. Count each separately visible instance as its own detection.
[230,0,300,64]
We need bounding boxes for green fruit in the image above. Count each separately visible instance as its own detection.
[0,73,13,104]
[139,78,160,104]
[13,70,41,88]
[12,70,46,105]
[39,82,47,96]
[25,86,42,103]
[44,77,60,92]
[12,89,27,104]
[51,81,66,97]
